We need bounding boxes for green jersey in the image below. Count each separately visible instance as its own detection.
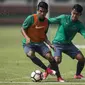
[49,14,85,44]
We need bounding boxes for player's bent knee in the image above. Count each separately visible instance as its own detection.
[26,50,33,57]
[76,54,85,62]
[78,58,85,62]
[56,60,61,64]
[54,57,61,64]
[45,52,54,61]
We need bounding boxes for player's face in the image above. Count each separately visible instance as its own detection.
[71,9,81,21]
[37,7,48,19]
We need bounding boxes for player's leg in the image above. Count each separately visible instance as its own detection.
[35,43,56,77]
[37,43,64,82]
[51,43,64,82]
[43,51,59,78]
[74,52,85,79]
[23,44,47,70]
[64,43,85,79]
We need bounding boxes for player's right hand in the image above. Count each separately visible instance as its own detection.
[26,38,30,44]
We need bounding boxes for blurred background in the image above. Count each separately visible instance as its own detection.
[0,0,85,84]
[0,0,85,25]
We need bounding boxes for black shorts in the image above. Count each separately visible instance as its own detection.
[53,43,81,59]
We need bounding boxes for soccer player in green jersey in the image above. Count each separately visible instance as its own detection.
[47,4,85,81]
[21,1,57,80]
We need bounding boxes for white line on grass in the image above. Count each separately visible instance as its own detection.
[75,45,85,49]
[0,82,85,84]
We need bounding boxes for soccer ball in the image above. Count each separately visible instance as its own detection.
[31,70,42,82]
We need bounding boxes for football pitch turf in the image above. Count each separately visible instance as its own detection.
[0,25,85,85]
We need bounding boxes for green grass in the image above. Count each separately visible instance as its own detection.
[0,25,85,85]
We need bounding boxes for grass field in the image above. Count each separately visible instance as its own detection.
[0,25,85,85]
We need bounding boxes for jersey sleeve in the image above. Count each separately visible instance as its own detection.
[22,15,34,29]
[78,23,85,38]
[48,14,65,24]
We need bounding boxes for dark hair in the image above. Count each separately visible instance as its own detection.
[38,1,48,10]
[72,4,83,13]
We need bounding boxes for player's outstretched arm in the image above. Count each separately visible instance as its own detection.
[21,27,30,44]
[44,35,56,51]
